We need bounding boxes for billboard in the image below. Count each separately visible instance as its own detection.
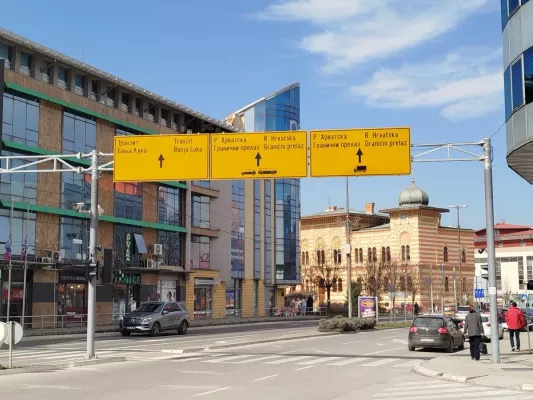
[358,296,378,319]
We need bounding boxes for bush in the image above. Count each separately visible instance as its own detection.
[317,316,376,332]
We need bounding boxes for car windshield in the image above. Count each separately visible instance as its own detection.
[414,317,443,327]
[481,316,489,323]
[135,303,163,313]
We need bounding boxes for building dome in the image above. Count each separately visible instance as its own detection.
[398,179,429,207]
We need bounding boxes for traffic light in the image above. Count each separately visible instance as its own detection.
[480,264,488,280]
[102,249,113,284]
[84,260,99,281]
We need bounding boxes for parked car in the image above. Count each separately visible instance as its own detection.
[408,315,465,353]
[120,301,189,337]
[454,305,470,322]
[521,308,533,331]
[459,313,503,341]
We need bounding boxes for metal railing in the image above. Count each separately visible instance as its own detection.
[0,307,328,336]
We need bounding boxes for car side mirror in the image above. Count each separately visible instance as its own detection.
[162,310,169,315]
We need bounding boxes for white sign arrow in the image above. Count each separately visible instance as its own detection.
[393,339,408,344]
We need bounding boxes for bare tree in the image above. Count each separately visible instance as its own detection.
[405,264,428,306]
[360,260,386,300]
[382,261,407,314]
[501,277,513,304]
[308,247,346,309]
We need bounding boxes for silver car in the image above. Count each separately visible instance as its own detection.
[120,301,189,337]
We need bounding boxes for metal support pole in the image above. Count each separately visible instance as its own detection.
[21,204,29,328]
[457,210,462,303]
[86,150,99,360]
[345,177,352,318]
[6,200,13,322]
[482,139,500,363]
[8,321,13,368]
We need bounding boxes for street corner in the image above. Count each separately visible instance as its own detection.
[413,360,443,379]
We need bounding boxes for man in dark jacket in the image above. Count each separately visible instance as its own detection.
[463,306,484,360]
[505,302,526,351]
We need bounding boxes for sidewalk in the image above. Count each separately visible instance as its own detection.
[415,332,533,391]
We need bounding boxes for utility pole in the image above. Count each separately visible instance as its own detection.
[21,204,29,327]
[482,139,500,363]
[86,150,99,360]
[449,204,467,306]
[6,200,13,322]
[345,177,352,318]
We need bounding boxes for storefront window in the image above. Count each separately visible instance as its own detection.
[194,280,213,317]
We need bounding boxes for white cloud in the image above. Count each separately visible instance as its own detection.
[259,0,490,73]
[350,49,503,120]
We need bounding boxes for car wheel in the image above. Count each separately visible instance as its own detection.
[150,322,161,337]
[121,331,131,337]
[408,345,415,352]
[446,339,454,353]
[178,321,188,335]
[458,337,465,350]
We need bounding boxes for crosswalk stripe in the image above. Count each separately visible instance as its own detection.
[327,357,370,366]
[296,357,342,366]
[373,388,522,399]
[391,359,424,368]
[171,356,206,363]
[359,358,399,367]
[203,355,254,363]
[233,355,284,364]
[6,350,116,362]
[265,356,314,364]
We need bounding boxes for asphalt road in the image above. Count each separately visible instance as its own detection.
[2,326,529,399]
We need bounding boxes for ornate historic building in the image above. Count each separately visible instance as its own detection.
[299,180,475,311]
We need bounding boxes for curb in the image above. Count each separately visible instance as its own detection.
[0,357,126,377]
[161,332,339,354]
[413,363,470,383]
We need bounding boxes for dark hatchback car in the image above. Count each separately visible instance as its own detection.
[408,315,465,353]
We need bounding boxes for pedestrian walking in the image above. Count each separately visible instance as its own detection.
[505,302,526,351]
[301,298,307,316]
[463,305,484,361]
[414,302,419,316]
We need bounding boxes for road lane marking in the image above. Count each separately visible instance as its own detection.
[265,356,314,364]
[233,355,283,364]
[194,387,231,397]
[295,365,314,371]
[392,359,423,368]
[281,348,313,354]
[175,370,225,375]
[203,354,254,363]
[327,357,370,366]
[359,358,399,367]
[296,357,342,365]
[253,374,279,382]
[342,341,364,345]
[364,346,404,355]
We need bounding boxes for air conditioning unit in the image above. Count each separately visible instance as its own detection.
[153,261,161,269]
[40,257,52,264]
[152,244,163,256]
[145,259,154,269]
[52,251,62,262]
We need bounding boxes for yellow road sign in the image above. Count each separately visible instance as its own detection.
[113,134,209,182]
[210,131,308,180]
[309,128,411,177]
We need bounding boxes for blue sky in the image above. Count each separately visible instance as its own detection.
[1,0,529,230]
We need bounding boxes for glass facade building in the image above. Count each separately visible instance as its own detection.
[501,0,533,182]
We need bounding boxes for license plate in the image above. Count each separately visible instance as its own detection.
[420,338,434,342]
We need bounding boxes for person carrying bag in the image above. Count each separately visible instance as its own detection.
[463,305,485,361]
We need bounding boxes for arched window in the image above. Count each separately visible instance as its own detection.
[354,248,359,263]
[333,250,338,264]
[336,249,342,264]
[367,248,372,262]
[301,251,305,266]
[381,247,386,263]
[461,249,466,263]
[443,246,448,262]
[316,250,321,264]
[445,277,449,292]
[401,245,406,261]
[337,278,343,293]
[305,252,309,265]
[462,277,466,293]
[359,248,363,263]
[372,247,377,262]
[386,246,391,262]
[406,245,411,261]
[321,250,325,265]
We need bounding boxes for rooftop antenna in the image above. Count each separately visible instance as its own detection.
[74,46,84,63]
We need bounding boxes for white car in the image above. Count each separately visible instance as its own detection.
[458,313,504,341]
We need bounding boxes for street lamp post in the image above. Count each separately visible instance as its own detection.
[449,205,468,306]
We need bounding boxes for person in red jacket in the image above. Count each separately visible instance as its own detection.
[505,302,526,351]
